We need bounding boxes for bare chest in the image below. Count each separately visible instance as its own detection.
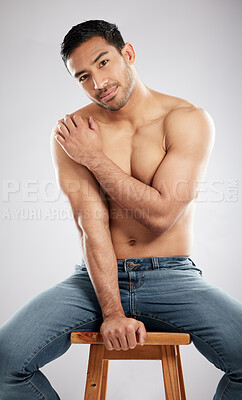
[100,118,167,186]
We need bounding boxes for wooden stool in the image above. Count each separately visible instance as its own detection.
[71,332,191,400]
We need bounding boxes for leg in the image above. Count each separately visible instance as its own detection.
[84,344,105,400]
[100,360,109,400]
[134,265,242,400]
[176,345,187,400]
[160,345,181,399]
[0,265,103,399]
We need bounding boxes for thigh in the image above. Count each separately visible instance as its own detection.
[135,268,242,370]
[0,265,103,373]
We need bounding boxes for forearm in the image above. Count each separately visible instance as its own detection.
[85,153,168,234]
[80,223,125,319]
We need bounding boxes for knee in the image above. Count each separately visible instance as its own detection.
[0,324,14,375]
[227,336,242,368]
[217,330,242,374]
[0,322,26,377]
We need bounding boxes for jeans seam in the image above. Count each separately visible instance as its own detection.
[129,274,134,315]
[129,273,145,315]
[134,313,231,371]
[220,379,230,400]
[21,317,102,374]
[25,378,47,400]
[132,272,145,290]
[130,283,134,315]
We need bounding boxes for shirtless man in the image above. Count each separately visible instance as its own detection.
[0,19,242,400]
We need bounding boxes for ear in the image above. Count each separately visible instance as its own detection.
[121,43,136,65]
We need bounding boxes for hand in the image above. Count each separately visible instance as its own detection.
[53,114,102,166]
[100,314,147,351]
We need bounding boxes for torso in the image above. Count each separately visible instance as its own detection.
[72,90,197,259]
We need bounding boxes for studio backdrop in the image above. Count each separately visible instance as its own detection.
[1,0,241,399]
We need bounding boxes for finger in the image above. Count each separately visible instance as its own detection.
[111,336,122,351]
[104,337,115,351]
[117,333,129,351]
[136,323,147,346]
[89,116,100,132]
[126,328,137,349]
[54,133,65,145]
[52,119,63,135]
[63,114,75,131]
[57,121,69,137]
[73,113,86,128]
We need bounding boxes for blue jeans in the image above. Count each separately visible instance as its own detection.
[0,256,242,399]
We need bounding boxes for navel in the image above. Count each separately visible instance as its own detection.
[128,239,136,246]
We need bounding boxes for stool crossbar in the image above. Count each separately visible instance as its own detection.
[70,331,191,400]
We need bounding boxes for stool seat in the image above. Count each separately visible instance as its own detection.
[71,331,191,400]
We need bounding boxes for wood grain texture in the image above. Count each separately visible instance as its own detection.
[100,360,109,400]
[71,331,191,345]
[161,345,181,400]
[176,345,187,400]
[73,332,190,400]
[84,344,104,400]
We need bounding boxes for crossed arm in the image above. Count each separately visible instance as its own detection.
[54,107,215,234]
[50,132,148,349]
[51,105,215,351]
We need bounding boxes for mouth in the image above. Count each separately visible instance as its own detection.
[100,86,118,101]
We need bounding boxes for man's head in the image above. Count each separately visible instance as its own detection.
[60,20,137,111]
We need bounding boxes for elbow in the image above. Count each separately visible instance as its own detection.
[146,213,171,235]
[76,217,110,242]
[150,219,172,236]
[73,206,110,235]
[149,206,187,235]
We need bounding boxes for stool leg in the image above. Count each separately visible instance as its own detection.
[175,345,187,400]
[160,345,181,400]
[100,360,109,400]
[84,344,105,400]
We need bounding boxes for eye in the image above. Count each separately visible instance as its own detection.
[79,74,88,83]
[100,59,108,67]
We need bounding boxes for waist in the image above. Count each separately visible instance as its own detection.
[110,225,194,259]
[77,256,202,275]
[116,256,196,272]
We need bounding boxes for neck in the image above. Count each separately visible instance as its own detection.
[103,74,153,125]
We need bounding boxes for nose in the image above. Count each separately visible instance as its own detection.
[92,74,108,90]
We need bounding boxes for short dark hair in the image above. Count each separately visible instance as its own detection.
[60,19,125,66]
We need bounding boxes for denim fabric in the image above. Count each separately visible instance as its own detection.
[0,256,242,399]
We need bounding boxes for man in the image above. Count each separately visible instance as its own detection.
[0,19,241,400]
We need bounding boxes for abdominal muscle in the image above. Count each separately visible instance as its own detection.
[108,199,196,259]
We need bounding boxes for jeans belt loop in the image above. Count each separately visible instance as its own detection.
[188,257,196,266]
[124,259,128,272]
[152,257,159,270]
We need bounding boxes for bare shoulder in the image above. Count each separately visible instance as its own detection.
[50,103,94,141]
[49,103,100,196]
[50,103,94,161]
[165,101,215,130]
[69,103,96,121]
[162,97,216,152]
[154,91,213,123]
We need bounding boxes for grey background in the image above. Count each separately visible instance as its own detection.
[1,0,241,398]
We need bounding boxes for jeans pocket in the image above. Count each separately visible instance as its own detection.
[164,265,203,275]
[158,264,168,270]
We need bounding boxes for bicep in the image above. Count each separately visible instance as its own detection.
[152,108,215,205]
[50,133,109,231]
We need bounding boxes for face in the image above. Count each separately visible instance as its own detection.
[66,36,136,111]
